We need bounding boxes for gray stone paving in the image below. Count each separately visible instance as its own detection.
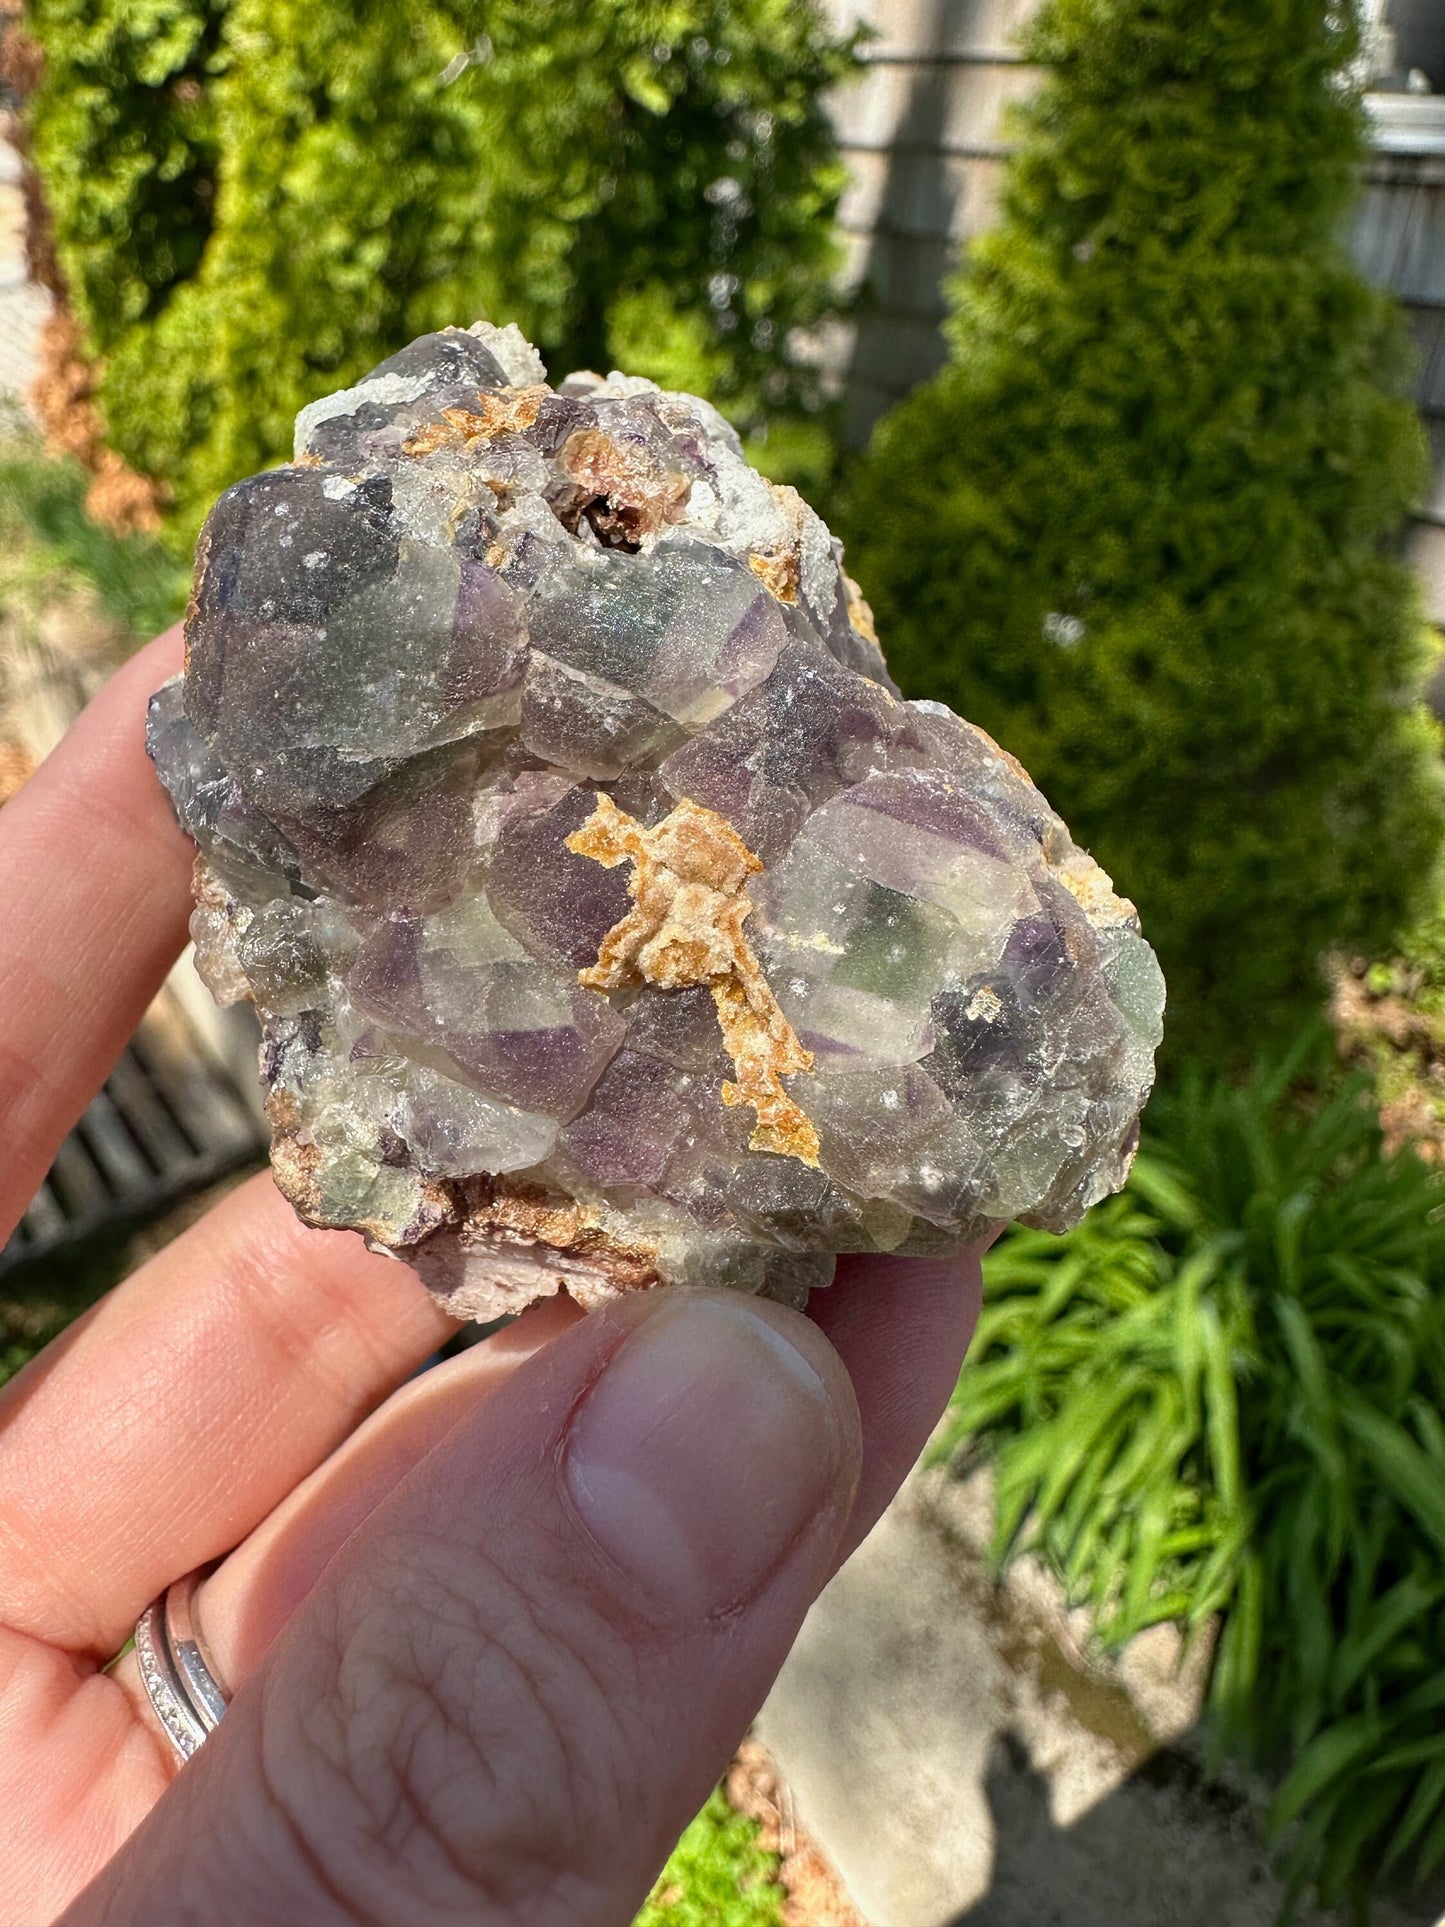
[760,1467,1445,1927]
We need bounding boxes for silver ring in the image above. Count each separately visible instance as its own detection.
[134,1571,230,1762]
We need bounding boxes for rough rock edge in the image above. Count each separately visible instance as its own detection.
[165,322,1162,1316]
[268,1080,664,1321]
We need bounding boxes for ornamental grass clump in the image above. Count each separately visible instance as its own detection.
[935,1040,1445,1909]
[843,0,1442,1066]
[0,429,188,642]
[23,0,855,543]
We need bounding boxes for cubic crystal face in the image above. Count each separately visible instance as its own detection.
[148,322,1165,1319]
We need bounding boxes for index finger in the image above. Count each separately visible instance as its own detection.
[0,626,193,1236]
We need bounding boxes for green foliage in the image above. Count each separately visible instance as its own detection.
[26,0,853,544]
[24,0,227,344]
[636,1790,785,1927]
[935,1039,1445,1908]
[0,424,188,639]
[0,1219,150,1395]
[1333,887,1445,1154]
[1385,898,1445,1009]
[842,0,1442,1065]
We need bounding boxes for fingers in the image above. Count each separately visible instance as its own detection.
[0,1623,169,1923]
[811,1246,985,1558]
[165,1297,584,1687]
[61,1289,862,1927]
[0,1174,453,1658]
[187,1247,984,1699]
[104,1246,982,1754]
[0,627,194,1238]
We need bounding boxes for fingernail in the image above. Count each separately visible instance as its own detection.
[564,1293,851,1614]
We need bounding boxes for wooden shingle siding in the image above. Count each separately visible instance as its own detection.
[838,0,1041,61]
[1402,306,1445,419]
[824,3,1445,621]
[1352,147,1445,619]
[836,147,1006,247]
[835,55,1033,158]
[1353,162,1445,306]
[822,0,1039,439]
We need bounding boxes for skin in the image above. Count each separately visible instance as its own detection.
[0,628,984,1926]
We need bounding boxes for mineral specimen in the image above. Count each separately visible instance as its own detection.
[147,321,1164,1319]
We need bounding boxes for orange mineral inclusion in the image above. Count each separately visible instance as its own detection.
[566,793,821,1167]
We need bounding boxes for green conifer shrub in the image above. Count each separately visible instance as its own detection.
[842,0,1442,1064]
[23,0,226,354]
[24,0,854,542]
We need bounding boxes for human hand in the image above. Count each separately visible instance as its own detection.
[0,629,983,1926]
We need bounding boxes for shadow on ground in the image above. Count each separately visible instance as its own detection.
[760,1469,1445,1927]
[949,1734,1287,1927]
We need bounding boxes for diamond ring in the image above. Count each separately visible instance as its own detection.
[134,1570,230,1762]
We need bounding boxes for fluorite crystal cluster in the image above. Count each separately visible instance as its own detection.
[148,322,1164,1318]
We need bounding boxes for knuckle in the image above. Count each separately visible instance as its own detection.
[255,1531,636,1922]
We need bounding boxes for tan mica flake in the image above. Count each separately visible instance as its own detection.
[748,548,801,603]
[402,384,550,456]
[555,427,692,545]
[188,855,252,1007]
[1053,844,1138,929]
[843,569,879,646]
[566,792,821,1167]
[449,1176,660,1289]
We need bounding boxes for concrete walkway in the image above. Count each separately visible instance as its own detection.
[760,1467,1445,1927]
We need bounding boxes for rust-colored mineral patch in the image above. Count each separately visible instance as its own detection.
[748,483,806,604]
[265,1098,454,1250]
[403,385,549,456]
[567,792,821,1167]
[450,1175,660,1289]
[749,548,801,604]
[551,426,692,549]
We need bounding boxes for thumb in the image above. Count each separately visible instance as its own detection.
[63,1289,862,1927]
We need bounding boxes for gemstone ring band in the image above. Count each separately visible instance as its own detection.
[134,1570,230,1762]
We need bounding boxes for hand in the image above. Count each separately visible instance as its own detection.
[0,629,983,1927]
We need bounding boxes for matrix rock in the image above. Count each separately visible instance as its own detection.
[148,323,1164,1318]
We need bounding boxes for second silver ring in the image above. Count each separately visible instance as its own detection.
[134,1569,230,1762]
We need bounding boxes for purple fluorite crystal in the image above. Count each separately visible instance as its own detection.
[148,323,1164,1318]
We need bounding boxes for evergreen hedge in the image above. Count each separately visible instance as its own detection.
[24,0,854,541]
[842,0,1442,1065]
